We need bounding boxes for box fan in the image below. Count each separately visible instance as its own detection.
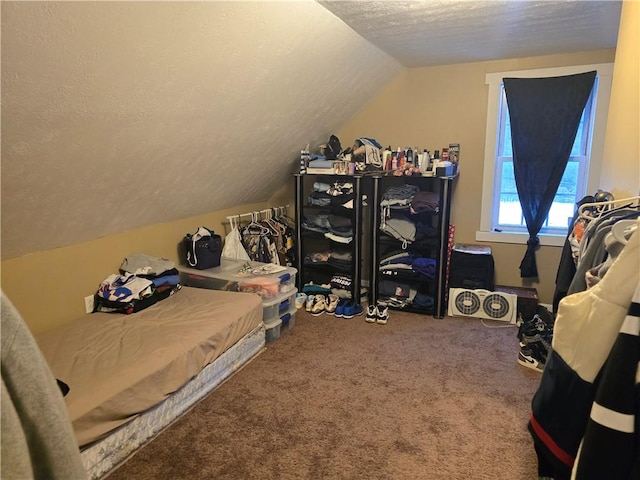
[448,288,517,323]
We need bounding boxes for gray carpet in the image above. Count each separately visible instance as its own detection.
[106,308,542,479]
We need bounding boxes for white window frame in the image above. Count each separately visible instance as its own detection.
[476,63,614,247]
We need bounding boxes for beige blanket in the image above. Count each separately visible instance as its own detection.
[36,287,263,447]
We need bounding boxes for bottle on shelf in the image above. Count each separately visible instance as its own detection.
[397,147,405,168]
[406,146,414,165]
[383,146,392,170]
[421,149,431,172]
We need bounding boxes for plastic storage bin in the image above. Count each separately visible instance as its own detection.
[280,310,296,333]
[178,258,297,299]
[264,317,282,343]
[262,289,297,324]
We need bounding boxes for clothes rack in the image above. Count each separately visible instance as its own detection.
[226,205,294,266]
[226,205,290,227]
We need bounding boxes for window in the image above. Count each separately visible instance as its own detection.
[477,64,613,246]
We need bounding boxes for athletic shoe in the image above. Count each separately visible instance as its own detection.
[311,295,326,316]
[334,299,348,318]
[305,294,315,313]
[295,293,307,309]
[342,302,364,319]
[365,305,378,323]
[376,306,389,325]
[325,294,340,315]
[518,314,553,343]
[518,332,551,372]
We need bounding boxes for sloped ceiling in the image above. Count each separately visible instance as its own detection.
[1,1,403,259]
[319,0,622,67]
[1,1,621,259]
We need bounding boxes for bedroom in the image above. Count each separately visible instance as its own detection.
[1,0,638,478]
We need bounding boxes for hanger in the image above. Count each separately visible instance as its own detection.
[578,195,640,220]
[260,209,281,238]
[611,218,638,245]
[251,212,271,237]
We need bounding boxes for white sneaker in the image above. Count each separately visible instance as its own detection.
[311,295,326,316]
[376,306,389,325]
[365,305,377,323]
[325,294,340,315]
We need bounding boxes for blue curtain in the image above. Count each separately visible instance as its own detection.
[503,71,596,277]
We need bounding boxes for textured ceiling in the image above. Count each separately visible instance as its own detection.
[319,0,622,67]
[1,1,622,259]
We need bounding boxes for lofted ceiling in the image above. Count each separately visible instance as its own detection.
[1,1,622,259]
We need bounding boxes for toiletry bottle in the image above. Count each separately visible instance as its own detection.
[406,146,413,165]
[423,149,430,171]
[397,147,405,168]
[383,145,392,170]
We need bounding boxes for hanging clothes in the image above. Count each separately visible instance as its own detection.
[528,220,639,479]
[239,209,295,266]
[570,284,640,479]
[554,195,640,311]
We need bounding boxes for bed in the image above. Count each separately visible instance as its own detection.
[35,286,265,479]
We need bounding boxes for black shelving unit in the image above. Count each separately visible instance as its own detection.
[294,173,366,303]
[370,173,456,318]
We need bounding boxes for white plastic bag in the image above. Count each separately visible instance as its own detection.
[222,219,251,261]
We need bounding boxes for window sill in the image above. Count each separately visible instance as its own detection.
[475,230,566,247]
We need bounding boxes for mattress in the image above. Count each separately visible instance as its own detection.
[81,322,265,479]
[36,286,263,448]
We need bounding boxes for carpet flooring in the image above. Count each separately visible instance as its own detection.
[106,308,542,479]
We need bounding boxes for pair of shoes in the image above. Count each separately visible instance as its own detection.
[325,294,340,315]
[365,305,389,324]
[335,300,363,319]
[517,314,553,372]
[310,295,326,316]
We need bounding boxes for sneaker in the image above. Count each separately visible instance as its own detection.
[325,294,340,315]
[376,306,389,325]
[305,294,315,313]
[518,314,553,343]
[311,295,326,316]
[295,293,307,309]
[365,305,378,323]
[333,299,349,318]
[517,333,551,372]
[342,302,364,319]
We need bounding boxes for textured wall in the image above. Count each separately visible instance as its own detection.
[1,1,403,259]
